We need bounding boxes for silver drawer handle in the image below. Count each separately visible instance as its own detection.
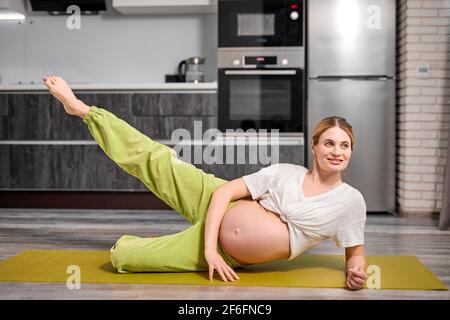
[225,70,297,76]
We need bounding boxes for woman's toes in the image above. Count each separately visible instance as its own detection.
[54,76,67,86]
[43,78,51,87]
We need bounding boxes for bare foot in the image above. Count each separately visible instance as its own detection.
[43,76,91,118]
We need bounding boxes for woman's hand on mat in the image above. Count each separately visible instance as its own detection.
[204,249,240,282]
[42,76,91,118]
[346,266,367,290]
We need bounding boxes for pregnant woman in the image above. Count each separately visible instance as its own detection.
[43,76,368,290]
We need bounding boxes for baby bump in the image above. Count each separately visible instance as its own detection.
[219,200,290,265]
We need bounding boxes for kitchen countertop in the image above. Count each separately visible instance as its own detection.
[0,82,218,92]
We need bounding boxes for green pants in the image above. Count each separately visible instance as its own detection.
[83,106,244,273]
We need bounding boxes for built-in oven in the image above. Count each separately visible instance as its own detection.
[218,47,305,133]
[218,68,304,132]
[219,0,303,48]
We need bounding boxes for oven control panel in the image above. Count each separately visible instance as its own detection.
[218,47,304,69]
[244,56,277,67]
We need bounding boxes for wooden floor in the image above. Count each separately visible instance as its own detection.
[0,208,449,300]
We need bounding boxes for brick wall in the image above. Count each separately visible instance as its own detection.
[397,0,450,216]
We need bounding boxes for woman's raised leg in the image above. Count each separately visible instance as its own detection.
[43,75,227,224]
[82,105,228,224]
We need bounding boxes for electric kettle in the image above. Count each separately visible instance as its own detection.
[178,57,206,83]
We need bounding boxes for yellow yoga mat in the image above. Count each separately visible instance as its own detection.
[0,250,447,290]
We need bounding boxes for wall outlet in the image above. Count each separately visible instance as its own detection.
[416,64,430,78]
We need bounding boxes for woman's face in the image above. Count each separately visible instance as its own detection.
[311,127,352,173]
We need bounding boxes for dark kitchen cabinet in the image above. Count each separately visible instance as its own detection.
[0,92,218,190]
[130,93,217,140]
[0,143,302,189]
[1,93,217,140]
[0,145,144,190]
[0,91,303,190]
[5,94,91,140]
[132,93,217,116]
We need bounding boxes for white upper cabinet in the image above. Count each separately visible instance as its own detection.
[112,0,217,15]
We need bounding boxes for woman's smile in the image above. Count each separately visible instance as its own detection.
[327,157,344,165]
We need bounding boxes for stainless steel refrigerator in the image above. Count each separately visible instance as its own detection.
[306,0,396,213]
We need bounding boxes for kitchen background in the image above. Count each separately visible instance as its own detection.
[0,3,219,84]
[0,0,449,223]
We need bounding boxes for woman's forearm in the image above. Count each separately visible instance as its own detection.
[345,245,366,272]
[204,190,232,252]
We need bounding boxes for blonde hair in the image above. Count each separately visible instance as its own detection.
[311,116,355,150]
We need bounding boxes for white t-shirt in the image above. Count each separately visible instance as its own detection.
[242,163,367,260]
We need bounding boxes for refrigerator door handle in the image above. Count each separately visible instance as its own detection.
[309,76,393,81]
[225,70,297,76]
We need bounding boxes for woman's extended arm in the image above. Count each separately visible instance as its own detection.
[204,178,250,282]
[345,245,367,290]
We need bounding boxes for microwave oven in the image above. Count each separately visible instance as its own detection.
[219,0,304,48]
